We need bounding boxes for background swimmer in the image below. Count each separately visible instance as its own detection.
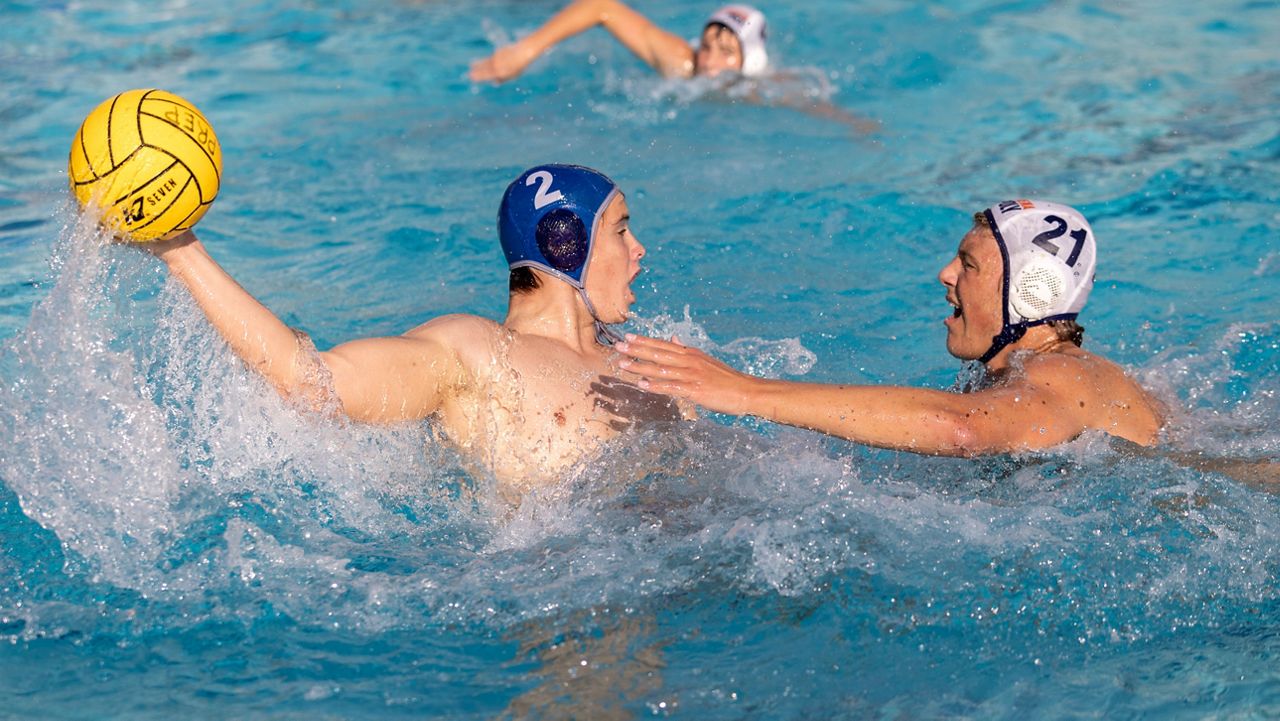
[143,164,676,491]
[469,1,877,132]
[470,1,768,83]
[619,201,1165,455]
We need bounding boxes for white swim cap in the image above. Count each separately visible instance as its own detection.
[979,199,1097,362]
[705,5,769,77]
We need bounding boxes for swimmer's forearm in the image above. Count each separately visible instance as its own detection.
[740,380,1008,456]
[619,335,1009,454]
[520,0,617,57]
[151,233,309,397]
[523,0,689,76]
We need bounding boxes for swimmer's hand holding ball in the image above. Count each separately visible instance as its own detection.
[68,89,222,242]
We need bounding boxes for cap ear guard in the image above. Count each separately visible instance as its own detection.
[535,208,589,273]
[1009,257,1068,323]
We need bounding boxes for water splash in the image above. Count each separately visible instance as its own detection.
[636,305,817,377]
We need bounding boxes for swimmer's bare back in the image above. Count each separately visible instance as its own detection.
[990,345,1164,449]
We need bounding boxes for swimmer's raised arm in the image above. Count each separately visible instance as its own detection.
[148,230,460,424]
[310,321,464,424]
[470,0,693,83]
[618,335,1117,456]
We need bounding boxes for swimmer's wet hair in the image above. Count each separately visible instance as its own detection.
[509,266,541,294]
[1051,319,1085,346]
[971,212,1085,347]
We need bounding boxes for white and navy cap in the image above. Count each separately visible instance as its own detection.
[979,199,1097,362]
[705,5,769,77]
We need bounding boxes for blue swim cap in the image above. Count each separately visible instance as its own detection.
[498,164,620,290]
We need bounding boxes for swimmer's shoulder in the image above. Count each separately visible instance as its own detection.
[1016,345,1123,383]
[404,313,500,337]
[1014,346,1145,399]
[401,314,504,361]
[1019,346,1165,444]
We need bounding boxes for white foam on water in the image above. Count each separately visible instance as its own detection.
[0,212,489,633]
[1,213,183,587]
[591,63,843,125]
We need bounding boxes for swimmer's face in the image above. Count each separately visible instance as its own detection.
[695,23,743,76]
[585,194,645,324]
[939,223,1005,361]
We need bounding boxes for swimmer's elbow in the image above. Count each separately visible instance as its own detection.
[946,421,984,457]
[930,410,999,457]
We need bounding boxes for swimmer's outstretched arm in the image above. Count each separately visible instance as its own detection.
[617,335,1091,456]
[148,231,458,424]
[470,0,693,83]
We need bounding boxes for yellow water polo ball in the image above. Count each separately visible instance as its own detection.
[68,89,222,242]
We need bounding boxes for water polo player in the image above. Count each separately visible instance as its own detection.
[146,164,677,489]
[470,1,768,83]
[618,200,1165,455]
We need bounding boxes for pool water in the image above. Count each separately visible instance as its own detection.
[3,0,1280,718]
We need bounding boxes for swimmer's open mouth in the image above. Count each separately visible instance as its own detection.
[949,298,962,318]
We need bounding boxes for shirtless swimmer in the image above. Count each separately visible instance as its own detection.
[618,200,1165,455]
[148,164,674,490]
[470,2,769,83]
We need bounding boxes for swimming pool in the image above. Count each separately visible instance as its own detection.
[3,0,1280,717]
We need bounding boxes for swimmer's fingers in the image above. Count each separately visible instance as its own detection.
[634,379,680,397]
[469,43,535,83]
[617,334,700,365]
[617,359,684,384]
[618,335,755,415]
[468,56,500,83]
[617,338,718,384]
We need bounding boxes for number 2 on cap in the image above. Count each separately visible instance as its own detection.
[527,171,564,209]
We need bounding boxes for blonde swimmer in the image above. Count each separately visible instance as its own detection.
[618,201,1165,456]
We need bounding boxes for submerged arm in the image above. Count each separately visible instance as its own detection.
[470,0,693,83]
[618,335,1088,455]
[150,231,456,423]
[730,72,881,135]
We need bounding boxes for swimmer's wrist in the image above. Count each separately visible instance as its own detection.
[735,375,779,418]
[511,37,542,66]
[148,231,204,266]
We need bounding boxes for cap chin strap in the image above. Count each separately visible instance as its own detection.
[576,287,623,346]
[978,315,1077,364]
[978,322,1031,364]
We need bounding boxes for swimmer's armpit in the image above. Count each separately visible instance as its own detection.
[288,327,342,416]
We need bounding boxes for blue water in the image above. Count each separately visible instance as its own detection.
[3,0,1280,718]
